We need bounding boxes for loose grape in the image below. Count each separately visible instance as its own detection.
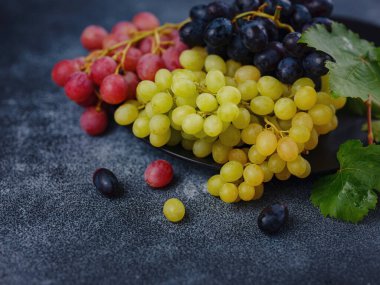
[256,130,278,156]
[277,137,299,162]
[221,161,244,182]
[275,168,291,181]
[241,123,263,145]
[238,182,255,201]
[308,104,333,125]
[163,198,185,223]
[304,128,319,150]
[216,86,241,105]
[114,103,139,126]
[151,92,173,114]
[136,81,159,103]
[93,168,120,196]
[133,117,150,138]
[196,93,218,112]
[234,65,261,84]
[291,77,315,94]
[212,140,231,164]
[226,60,242,77]
[274,98,297,120]
[268,153,286,173]
[145,159,173,188]
[287,155,307,176]
[150,130,171,147]
[294,86,317,110]
[172,79,197,98]
[261,162,274,182]
[258,203,288,234]
[228,149,248,165]
[243,164,264,186]
[205,55,227,74]
[179,49,205,71]
[253,184,264,200]
[217,103,239,122]
[248,146,266,164]
[257,76,283,100]
[292,112,314,131]
[289,125,311,144]
[207,175,224,197]
[204,115,223,137]
[238,80,259,101]
[219,125,241,147]
[193,139,213,158]
[182,114,204,135]
[206,70,226,93]
[250,96,275,116]
[172,106,196,126]
[219,183,239,203]
[155,69,172,91]
[232,108,250,129]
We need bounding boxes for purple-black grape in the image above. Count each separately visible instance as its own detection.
[234,0,262,13]
[254,47,283,74]
[302,51,332,77]
[283,32,311,58]
[268,41,286,57]
[227,35,254,65]
[190,4,209,22]
[93,168,121,196]
[179,21,206,47]
[291,4,312,31]
[204,18,234,48]
[302,17,333,32]
[258,203,288,234]
[244,17,279,41]
[241,22,269,52]
[264,0,293,17]
[207,1,233,20]
[276,57,304,84]
[297,0,333,17]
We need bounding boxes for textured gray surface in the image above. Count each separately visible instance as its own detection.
[1,0,380,284]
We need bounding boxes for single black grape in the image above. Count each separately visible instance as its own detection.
[207,44,229,60]
[179,21,206,47]
[254,47,283,74]
[303,51,332,77]
[283,32,310,58]
[93,168,121,196]
[276,57,304,84]
[204,18,234,48]
[291,4,312,31]
[207,1,233,20]
[241,22,269,52]
[268,41,286,57]
[234,0,262,13]
[302,17,333,32]
[227,35,254,65]
[258,203,288,234]
[298,0,333,17]
[252,17,279,41]
[190,4,209,22]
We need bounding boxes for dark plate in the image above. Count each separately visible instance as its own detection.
[144,17,377,174]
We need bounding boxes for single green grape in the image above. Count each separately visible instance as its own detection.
[132,117,150,138]
[149,114,171,135]
[291,77,315,95]
[292,112,314,131]
[287,155,307,176]
[268,153,286,174]
[151,92,173,114]
[232,108,251,129]
[182,113,204,135]
[219,125,241,147]
[179,49,205,71]
[238,182,255,201]
[248,145,266,164]
[257,76,283,100]
[219,183,239,203]
[216,86,241,105]
[171,106,196,126]
[238,80,258,101]
[172,78,197,98]
[308,104,333,126]
[294,86,317,110]
[155,69,172,91]
[241,123,263,145]
[243,164,264,187]
[234,65,261,84]
[207,175,224,197]
[114,103,139,126]
[150,129,171,147]
[163,198,185,223]
[220,161,244,182]
[136,80,159,103]
[204,54,227,74]
[261,161,274,182]
[212,140,231,164]
[289,125,311,144]
[226,60,242,77]
[196,93,218,112]
[274,98,297,120]
[250,96,274,116]
[277,137,299,162]
[204,115,223,137]
[206,70,226,93]
[217,103,239,122]
[256,130,278,156]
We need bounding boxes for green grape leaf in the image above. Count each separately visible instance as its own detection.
[311,140,380,223]
[362,120,380,142]
[300,22,380,104]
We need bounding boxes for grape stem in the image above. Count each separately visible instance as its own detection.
[366,96,374,145]
[264,117,284,137]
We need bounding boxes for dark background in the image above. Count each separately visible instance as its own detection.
[1,0,380,284]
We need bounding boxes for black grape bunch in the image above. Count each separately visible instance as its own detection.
[180,0,334,88]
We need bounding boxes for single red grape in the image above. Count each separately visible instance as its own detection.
[122,47,142,72]
[51,59,81,87]
[123,71,139,99]
[90,56,117,85]
[64,72,94,104]
[112,21,138,36]
[136,53,165,81]
[81,25,108,51]
[100,74,128,104]
[139,36,154,54]
[144,160,174,188]
[133,12,160,31]
[80,107,108,136]
[162,47,181,71]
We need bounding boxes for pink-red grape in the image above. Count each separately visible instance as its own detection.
[123,71,139,99]
[64,72,94,103]
[136,53,165,80]
[144,160,174,188]
[90,56,117,85]
[80,107,108,136]
[100,74,128,104]
[122,47,142,72]
[51,59,81,87]
[111,21,137,36]
[139,36,154,54]
[133,12,160,31]
[81,25,108,51]
[162,47,181,71]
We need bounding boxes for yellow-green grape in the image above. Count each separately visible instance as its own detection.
[219,183,239,203]
[151,92,173,114]
[182,113,204,135]
[241,123,263,145]
[193,139,213,158]
[225,76,237,87]
[291,77,315,94]
[257,76,283,100]
[243,164,264,186]
[304,128,319,150]
[171,106,196,126]
[182,139,195,151]
[217,103,239,122]
[287,155,307,176]
[194,130,207,139]
[253,184,264,200]
[193,71,207,83]
[169,111,182,131]
[268,153,286,173]
[250,96,275,116]
[297,142,305,153]
[314,123,332,135]
[294,86,317,110]
[308,104,333,126]
[330,115,338,131]
[205,54,227,74]
[172,78,197,98]
[155,69,172,91]
[222,121,231,132]
[175,95,197,108]
[114,103,139,126]
[256,130,278,156]
[331,96,347,110]
[179,49,205,71]
[219,125,241,147]
[238,182,255,201]
[298,159,311,178]
[150,129,171,147]
[167,129,182,146]
[232,108,251,129]
[204,115,223,137]
[172,69,196,81]
[132,117,150,138]
[289,125,311,144]
[248,145,266,164]
[206,70,226,93]
[192,46,207,58]
[277,137,299,162]
[207,175,224,197]
[163,198,185,223]
[196,93,218,112]
[216,86,241,105]
[274,98,297,120]
[228,149,248,165]
[136,80,159,103]
[234,65,261,84]
[278,119,292,131]
[316,91,332,105]
[138,109,148,118]
[212,140,231,164]
[220,161,244,182]
[145,102,156,118]
[291,112,314,131]
[238,80,258,101]
[275,167,291,181]
[149,114,170,135]
[261,161,274,182]
[226,59,242,77]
